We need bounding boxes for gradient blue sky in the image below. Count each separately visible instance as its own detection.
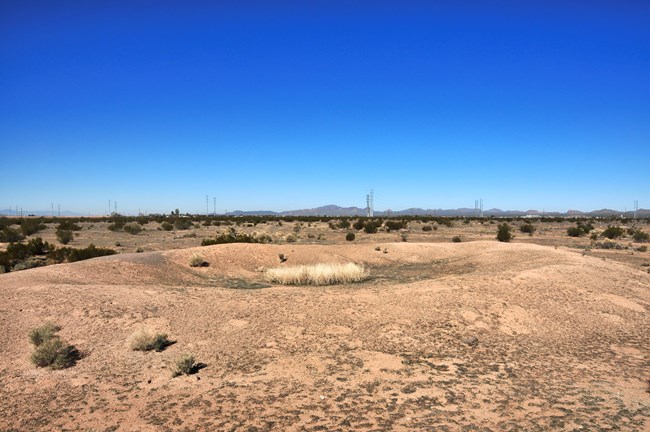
[1,2,649,215]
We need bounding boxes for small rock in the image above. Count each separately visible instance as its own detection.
[462,336,479,347]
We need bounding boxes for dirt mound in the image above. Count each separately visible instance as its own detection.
[0,242,648,430]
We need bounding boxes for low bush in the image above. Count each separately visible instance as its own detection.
[637,245,648,252]
[602,226,625,239]
[189,253,207,267]
[567,227,584,237]
[48,244,116,263]
[452,235,462,243]
[123,223,143,235]
[0,227,24,242]
[174,219,192,230]
[352,219,365,230]
[363,222,379,234]
[422,225,433,232]
[200,228,272,246]
[497,223,513,242]
[28,323,79,369]
[346,233,355,241]
[20,219,47,236]
[172,354,198,377]
[160,221,173,231]
[57,221,82,231]
[56,229,74,244]
[265,263,368,285]
[400,232,409,242]
[129,329,172,352]
[385,220,407,231]
[633,230,649,243]
[519,223,536,235]
[337,219,351,229]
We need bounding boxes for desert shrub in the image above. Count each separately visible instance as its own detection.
[519,223,536,235]
[123,223,142,235]
[439,219,454,228]
[189,253,207,267]
[48,244,116,263]
[602,226,625,239]
[12,258,46,271]
[595,240,619,250]
[160,221,173,231]
[590,231,599,241]
[31,338,79,369]
[337,219,351,229]
[452,235,462,243]
[637,245,648,252]
[202,220,212,227]
[129,329,172,352]
[278,253,287,263]
[174,219,192,230]
[633,230,649,243]
[56,229,74,244]
[29,322,60,346]
[20,219,47,236]
[172,354,198,377]
[346,232,355,241]
[57,221,81,231]
[265,263,368,285]
[385,220,407,231]
[577,221,594,233]
[352,219,365,230]
[0,227,24,242]
[496,223,513,242]
[363,222,379,234]
[400,232,409,242]
[422,225,433,232]
[567,227,584,237]
[135,247,144,253]
[115,241,121,247]
[201,228,272,246]
[285,234,297,243]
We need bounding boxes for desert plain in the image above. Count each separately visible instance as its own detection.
[0,217,648,431]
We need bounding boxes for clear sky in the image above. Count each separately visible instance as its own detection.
[1,2,649,215]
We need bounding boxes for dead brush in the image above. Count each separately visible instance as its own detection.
[265,262,368,286]
[128,328,172,352]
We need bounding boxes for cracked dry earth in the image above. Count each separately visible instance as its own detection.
[0,241,648,431]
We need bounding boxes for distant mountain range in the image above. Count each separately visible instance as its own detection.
[225,205,650,218]
[2,206,648,218]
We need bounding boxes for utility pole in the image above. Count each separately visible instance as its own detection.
[58,204,60,217]
[206,195,209,216]
[109,200,111,216]
[634,200,638,219]
[213,197,216,215]
[51,203,54,217]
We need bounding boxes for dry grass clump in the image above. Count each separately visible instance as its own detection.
[128,328,172,352]
[28,322,79,369]
[189,253,207,267]
[172,354,198,377]
[265,262,368,286]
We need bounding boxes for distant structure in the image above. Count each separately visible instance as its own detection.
[366,190,374,217]
[475,199,484,217]
[634,200,638,219]
[213,197,216,215]
[206,195,209,216]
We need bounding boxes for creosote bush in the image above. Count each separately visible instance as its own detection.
[632,230,649,243]
[201,228,272,246]
[496,223,513,242]
[422,225,433,232]
[123,223,143,235]
[452,235,462,243]
[601,226,625,239]
[129,329,172,352]
[56,229,74,245]
[29,322,61,346]
[519,223,536,235]
[160,221,173,231]
[346,232,355,241]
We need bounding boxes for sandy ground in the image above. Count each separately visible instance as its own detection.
[0,241,648,431]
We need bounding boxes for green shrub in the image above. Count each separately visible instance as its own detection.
[57,221,82,231]
[567,226,584,237]
[0,227,24,242]
[400,232,409,242]
[363,222,379,234]
[173,219,192,230]
[160,221,173,231]
[56,229,74,244]
[353,219,365,230]
[201,228,272,246]
[337,219,351,229]
[346,232,356,241]
[107,220,125,232]
[602,226,625,239]
[520,223,536,235]
[637,245,647,252]
[48,244,116,263]
[20,219,47,236]
[123,223,142,235]
[172,354,197,377]
[385,220,407,231]
[496,223,513,242]
[633,230,649,243]
[452,235,462,243]
[422,225,433,232]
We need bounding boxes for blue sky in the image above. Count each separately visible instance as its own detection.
[1,2,649,215]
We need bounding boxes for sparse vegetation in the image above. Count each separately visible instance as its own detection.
[346,233,355,241]
[265,263,368,286]
[123,223,143,235]
[201,228,272,246]
[364,221,379,234]
[496,223,513,242]
[160,221,173,231]
[129,329,172,352]
[601,226,625,239]
[172,354,198,377]
[20,219,47,236]
[452,235,462,243]
[399,232,409,242]
[56,229,74,244]
[0,227,24,242]
[519,223,536,235]
[189,253,207,267]
[28,323,79,369]
[422,225,433,232]
[632,229,649,243]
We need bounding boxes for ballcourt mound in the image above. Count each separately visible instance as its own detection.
[0,241,648,431]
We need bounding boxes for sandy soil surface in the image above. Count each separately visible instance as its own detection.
[0,241,648,431]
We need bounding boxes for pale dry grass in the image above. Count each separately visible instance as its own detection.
[265,262,368,286]
[128,328,171,352]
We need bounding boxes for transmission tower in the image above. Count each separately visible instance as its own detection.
[206,195,209,216]
[480,199,484,218]
[634,200,638,219]
[213,197,216,215]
